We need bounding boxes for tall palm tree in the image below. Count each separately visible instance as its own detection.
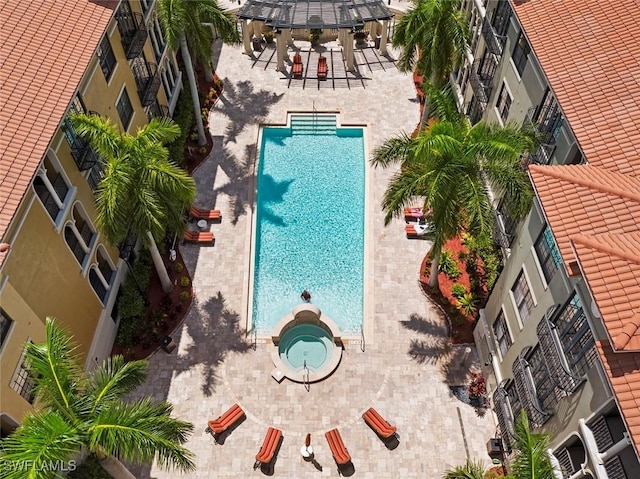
[371,118,535,288]
[393,0,469,129]
[71,113,196,293]
[159,0,240,146]
[0,318,195,479]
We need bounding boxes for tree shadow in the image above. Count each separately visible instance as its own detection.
[172,292,252,396]
[401,313,448,337]
[216,78,285,142]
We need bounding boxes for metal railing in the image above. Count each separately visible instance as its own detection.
[303,360,310,392]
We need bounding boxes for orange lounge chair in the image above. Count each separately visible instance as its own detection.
[184,230,215,243]
[190,205,221,221]
[253,427,283,469]
[206,404,245,442]
[318,55,328,79]
[362,407,397,439]
[292,53,303,78]
[405,222,434,239]
[325,428,351,466]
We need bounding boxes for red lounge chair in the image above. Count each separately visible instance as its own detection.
[325,428,351,465]
[362,407,397,439]
[184,230,215,243]
[404,206,424,221]
[318,55,328,79]
[292,53,303,78]
[254,427,282,469]
[190,205,221,221]
[206,404,245,442]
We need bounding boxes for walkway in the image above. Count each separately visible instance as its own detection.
[129,40,496,478]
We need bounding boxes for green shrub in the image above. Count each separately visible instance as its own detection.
[438,249,461,279]
[68,454,111,479]
[180,276,190,287]
[174,262,184,273]
[115,250,152,347]
[166,79,195,166]
[451,283,467,299]
[457,292,477,316]
[180,291,191,302]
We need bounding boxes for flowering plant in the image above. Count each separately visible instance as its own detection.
[467,372,486,399]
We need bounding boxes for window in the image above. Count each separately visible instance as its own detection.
[63,204,96,267]
[512,271,534,323]
[116,88,133,129]
[89,247,116,304]
[553,294,597,377]
[527,345,557,412]
[493,310,512,358]
[87,160,106,191]
[491,0,511,38]
[534,226,562,283]
[512,31,531,76]
[0,309,14,349]
[10,345,36,404]
[161,57,179,102]
[97,36,117,82]
[149,15,166,63]
[496,82,512,123]
[33,153,71,223]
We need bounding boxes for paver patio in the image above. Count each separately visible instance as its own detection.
[129,39,497,478]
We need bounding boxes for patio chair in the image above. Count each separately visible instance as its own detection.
[184,230,215,243]
[253,427,283,469]
[318,55,328,79]
[292,53,303,78]
[362,407,398,439]
[325,428,351,466]
[206,404,245,443]
[190,205,221,221]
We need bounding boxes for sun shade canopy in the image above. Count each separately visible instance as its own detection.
[237,0,393,30]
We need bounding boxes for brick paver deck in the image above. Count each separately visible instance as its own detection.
[129,40,496,478]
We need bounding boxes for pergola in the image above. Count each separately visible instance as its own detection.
[236,0,393,71]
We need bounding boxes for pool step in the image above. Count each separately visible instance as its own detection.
[290,114,337,135]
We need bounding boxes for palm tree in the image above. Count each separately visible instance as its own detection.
[371,118,535,288]
[393,0,469,129]
[158,0,240,146]
[0,318,195,479]
[508,410,555,479]
[443,459,487,479]
[71,113,196,293]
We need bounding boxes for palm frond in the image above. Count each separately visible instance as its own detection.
[94,156,134,245]
[157,0,186,49]
[89,398,196,473]
[510,410,555,479]
[199,0,241,44]
[70,113,122,161]
[25,319,83,419]
[86,356,148,410]
[135,117,181,146]
[370,133,415,168]
[0,412,84,479]
[443,458,487,479]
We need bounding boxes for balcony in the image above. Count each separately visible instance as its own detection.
[522,95,563,165]
[116,10,148,60]
[481,17,505,56]
[133,61,161,107]
[493,201,517,249]
[62,118,100,171]
[146,102,169,121]
[469,56,496,105]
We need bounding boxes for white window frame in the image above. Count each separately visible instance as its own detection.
[63,202,97,273]
[33,149,75,231]
[509,266,537,329]
[495,81,513,125]
[89,245,116,305]
[493,307,514,361]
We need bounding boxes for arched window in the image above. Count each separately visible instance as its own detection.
[63,203,96,268]
[33,152,71,224]
[89,246,116,304]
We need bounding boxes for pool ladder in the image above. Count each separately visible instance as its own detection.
[303,360,310,392]
[360,324,366,352]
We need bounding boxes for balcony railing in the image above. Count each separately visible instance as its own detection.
[116,11,148,60]
[481,17,505,56]
[133,61,161,107]
[469,65,492,105]
[522,95,563,166]
[146,102,169,121]
[493,201,517,249]
[62,117,100,171]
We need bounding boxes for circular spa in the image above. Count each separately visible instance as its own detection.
[270,305,343,383]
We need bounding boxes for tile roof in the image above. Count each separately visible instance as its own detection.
[529,164,640,275]
[512,0,640,176]
[0,0,114,261]
[596,341,640,459]
[571,233,640,352]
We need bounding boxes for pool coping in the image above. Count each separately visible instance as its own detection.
[243,110,373,345]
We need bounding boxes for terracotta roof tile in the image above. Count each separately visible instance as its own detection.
[512,0,640,176]
[0,0,113,259]
[596,342,640,459]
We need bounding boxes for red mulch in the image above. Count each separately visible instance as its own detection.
[111,248,193,361]
[420,236,482,344]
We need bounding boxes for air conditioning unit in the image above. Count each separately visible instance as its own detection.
[487,438,504,459]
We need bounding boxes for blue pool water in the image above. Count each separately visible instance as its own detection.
[252,116,365,333]
[279,324,333,370]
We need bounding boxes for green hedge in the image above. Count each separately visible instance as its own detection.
[115,249,152,347]
[167,79,195,166]
[68,455,111,479]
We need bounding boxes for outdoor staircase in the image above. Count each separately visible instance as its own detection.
[290,114,337,135]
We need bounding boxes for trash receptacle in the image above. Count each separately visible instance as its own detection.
[161,336,176,353]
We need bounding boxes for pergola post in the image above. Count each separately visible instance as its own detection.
[285,28,294,47]
[346,31,355,71]
[242,20,253,54]
[275,31,286,71]
[380,19,389,55]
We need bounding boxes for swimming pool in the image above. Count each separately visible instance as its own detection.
[251,114,365,334]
